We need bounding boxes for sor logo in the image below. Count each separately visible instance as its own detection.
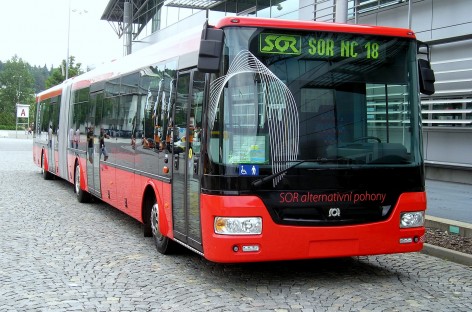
[328,207,341,217]
[260,34,301,55]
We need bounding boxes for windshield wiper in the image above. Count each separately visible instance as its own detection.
[251,158,353,189]
[251,159,322,189]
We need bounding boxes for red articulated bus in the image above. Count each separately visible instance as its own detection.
[33,17,435,263]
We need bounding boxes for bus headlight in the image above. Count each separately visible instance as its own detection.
[400,211,425,228]
[214,217,262,235]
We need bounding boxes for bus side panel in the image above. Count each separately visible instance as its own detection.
[66,153,74,183]
[114,166,140,220]
[78,157,90,193]
[100,161,117,209]
[200,192,426,263]
[134,174,156,224]
[66,152,77,184]
[43,148,51,173]
[33,143,43,168]
[132,175,173,238]
[160,180,173,239]
[54,150,60,176]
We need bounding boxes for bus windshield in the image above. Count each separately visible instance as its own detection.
[207,27,422,178]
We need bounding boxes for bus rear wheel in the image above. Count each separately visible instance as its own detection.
[74,162,90,203]
[41,154,53,180]
[150,200,175,254]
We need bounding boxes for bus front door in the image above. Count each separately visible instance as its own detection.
[171,70,205,252]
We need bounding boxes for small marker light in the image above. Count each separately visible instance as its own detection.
[242,245,260,252]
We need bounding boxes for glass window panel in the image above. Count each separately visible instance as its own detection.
[210,27,420,169]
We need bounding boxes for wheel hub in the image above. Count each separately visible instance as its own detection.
[151,203,161,239]
[75,166,80,194]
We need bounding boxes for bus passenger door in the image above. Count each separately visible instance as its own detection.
[172,70,204,252]
[86,92,102,197]
[47,98,60,174]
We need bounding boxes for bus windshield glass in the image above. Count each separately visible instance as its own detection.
[207,27,422,173]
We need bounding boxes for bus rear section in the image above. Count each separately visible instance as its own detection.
[33,85,65,181]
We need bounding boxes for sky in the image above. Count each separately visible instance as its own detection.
[0,0,123,69]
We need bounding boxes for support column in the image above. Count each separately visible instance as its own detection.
[335,0,348,23]
[124,1,133,56]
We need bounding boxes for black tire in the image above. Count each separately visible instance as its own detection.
[41,154,53,180]
[74,162,90,203]
[148,195,176,254]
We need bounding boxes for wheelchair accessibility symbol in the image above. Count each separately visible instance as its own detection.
[239,164,259,176]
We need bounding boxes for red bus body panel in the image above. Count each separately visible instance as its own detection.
[32,145,42,168]
[66,153,76,183]
[36,85,62,102]
[200,192,426,263]
[214,16,416,39]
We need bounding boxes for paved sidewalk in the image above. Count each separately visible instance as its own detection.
[0,129,34,140]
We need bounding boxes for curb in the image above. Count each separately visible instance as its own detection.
[426,215,472,238]
[423,216,472,267]
[422,243,472,267]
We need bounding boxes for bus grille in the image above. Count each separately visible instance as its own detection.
[270,204,392,226]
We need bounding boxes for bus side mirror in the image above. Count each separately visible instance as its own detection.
[418,59,435,95]
[197,27,224,73]
[417,41,435,95]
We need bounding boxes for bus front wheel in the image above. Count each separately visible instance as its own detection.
[150,200,175,254]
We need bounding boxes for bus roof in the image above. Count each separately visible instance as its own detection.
[68,23,202,89]
[214,16,416,39]
[37,22,203,100]
[37,16,416,101]
[36,83,63,102]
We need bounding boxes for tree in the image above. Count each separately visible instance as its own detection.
[45,56,84,88]
[30,64,50,94]
[0,56,35,128]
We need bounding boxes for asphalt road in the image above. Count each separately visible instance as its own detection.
[1,137,471,312]
[425,179,472,224]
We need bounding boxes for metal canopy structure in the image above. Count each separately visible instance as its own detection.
[164,0,225,10]
[101,0,164,39]
[166,0,280,13]
[101,0,283,39]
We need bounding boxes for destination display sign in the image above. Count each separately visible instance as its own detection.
[259,32,383,60]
